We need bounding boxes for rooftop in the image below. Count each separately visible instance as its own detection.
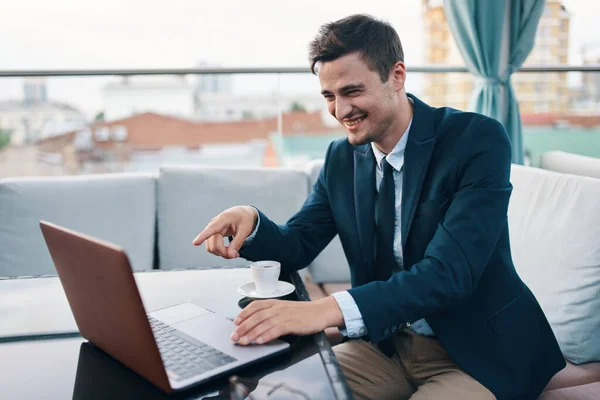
[37,110,342,153]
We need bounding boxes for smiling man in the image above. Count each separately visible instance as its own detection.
[192,14,565,400]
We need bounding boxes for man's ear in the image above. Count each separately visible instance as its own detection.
[390,61,407,92]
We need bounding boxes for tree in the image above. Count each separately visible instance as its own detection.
[94,111,105,122]
[0,128,11,151]
[289,101,307,113]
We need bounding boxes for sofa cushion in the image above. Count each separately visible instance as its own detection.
[0,173,157,277]
[545,361,600,391]
[540,151,600,179]
[508,165,600,364]
[157,166,310,269]
[539,381,600,400]
[304,279,328,301]
[322,282,352,296]
[304,159,351,283]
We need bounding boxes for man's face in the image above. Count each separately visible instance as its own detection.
[318,52,398,146]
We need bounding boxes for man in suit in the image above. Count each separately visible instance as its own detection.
[193,14,565,400]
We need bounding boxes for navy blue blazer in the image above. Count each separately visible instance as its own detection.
[240,94,565,400]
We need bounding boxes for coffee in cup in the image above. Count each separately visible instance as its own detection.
[250,261,281,295]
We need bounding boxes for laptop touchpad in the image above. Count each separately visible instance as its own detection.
[148,303,212,325]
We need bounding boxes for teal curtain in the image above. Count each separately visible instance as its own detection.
[444,0,545,164]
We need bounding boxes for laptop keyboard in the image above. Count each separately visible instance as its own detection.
[148,317,237,381]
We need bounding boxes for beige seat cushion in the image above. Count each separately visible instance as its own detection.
[545,361,600,391]
[304,279,328,301]
[322,283,352,296]
[304,278,352,300]
[539,381,600,400]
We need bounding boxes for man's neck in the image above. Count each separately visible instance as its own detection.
[373,94,414,154]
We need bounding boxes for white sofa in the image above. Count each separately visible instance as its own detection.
[0,166,310,276]
[303,161,600,398]
[1,162,599,398]
[540,151,600,180]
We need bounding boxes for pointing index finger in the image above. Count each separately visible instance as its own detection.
[192,221,225,246]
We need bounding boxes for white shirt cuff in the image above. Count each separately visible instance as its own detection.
[243,207,260,245]
[331,291,368,338]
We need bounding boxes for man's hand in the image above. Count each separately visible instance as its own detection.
[192,206,258,259]
[230,296,344,345]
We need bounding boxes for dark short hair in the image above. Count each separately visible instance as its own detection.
[308,14,404,82]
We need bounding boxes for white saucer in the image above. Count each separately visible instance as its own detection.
[237,281,296,299]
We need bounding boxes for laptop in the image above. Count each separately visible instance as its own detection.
[39,221,290,393]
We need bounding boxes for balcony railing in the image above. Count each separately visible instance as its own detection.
[1,64,599,77]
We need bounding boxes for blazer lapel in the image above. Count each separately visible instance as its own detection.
[402,94,437,247]
[354,144,376,270]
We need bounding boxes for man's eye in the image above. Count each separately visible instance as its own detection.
[347,90,360,96]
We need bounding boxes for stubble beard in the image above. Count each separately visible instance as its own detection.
[346,113,394,147]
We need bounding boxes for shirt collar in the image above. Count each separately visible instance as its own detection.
[371,117,412,172]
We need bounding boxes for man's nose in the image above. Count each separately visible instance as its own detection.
[335,98,353,121]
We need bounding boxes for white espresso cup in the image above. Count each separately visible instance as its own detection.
[250,261,281,295]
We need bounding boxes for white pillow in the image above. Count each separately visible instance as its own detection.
[508,165,600,364]
[304,159,351,283]
[157,165,310,270]
[540,151,600,179]
[0,173,157,277]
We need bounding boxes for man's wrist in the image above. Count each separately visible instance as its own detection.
[246,206,259,232]
[314,296,345,330]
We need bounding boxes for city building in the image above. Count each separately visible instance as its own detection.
[102,77,196,121]
[421,0,571,114]
[195,62,234,96]
[0,78,87,145]
[33,110,342,175]
[193,63,325,122]
[194,91,326,122]
[23,77,47,105]
[514,0,571,114]
[101,68,325,124]
[574,44,600,114]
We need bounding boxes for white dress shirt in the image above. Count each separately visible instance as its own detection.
[331,115,435,338]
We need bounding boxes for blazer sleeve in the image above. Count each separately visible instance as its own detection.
[238,142,338,272]
[348,118,513,343]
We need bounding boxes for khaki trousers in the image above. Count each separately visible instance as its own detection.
[333,329,496,400]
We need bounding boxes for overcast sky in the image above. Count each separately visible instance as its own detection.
[0,0,598,117]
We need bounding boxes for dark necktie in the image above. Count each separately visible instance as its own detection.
[374,158,395,282]
[375,157,397,357]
